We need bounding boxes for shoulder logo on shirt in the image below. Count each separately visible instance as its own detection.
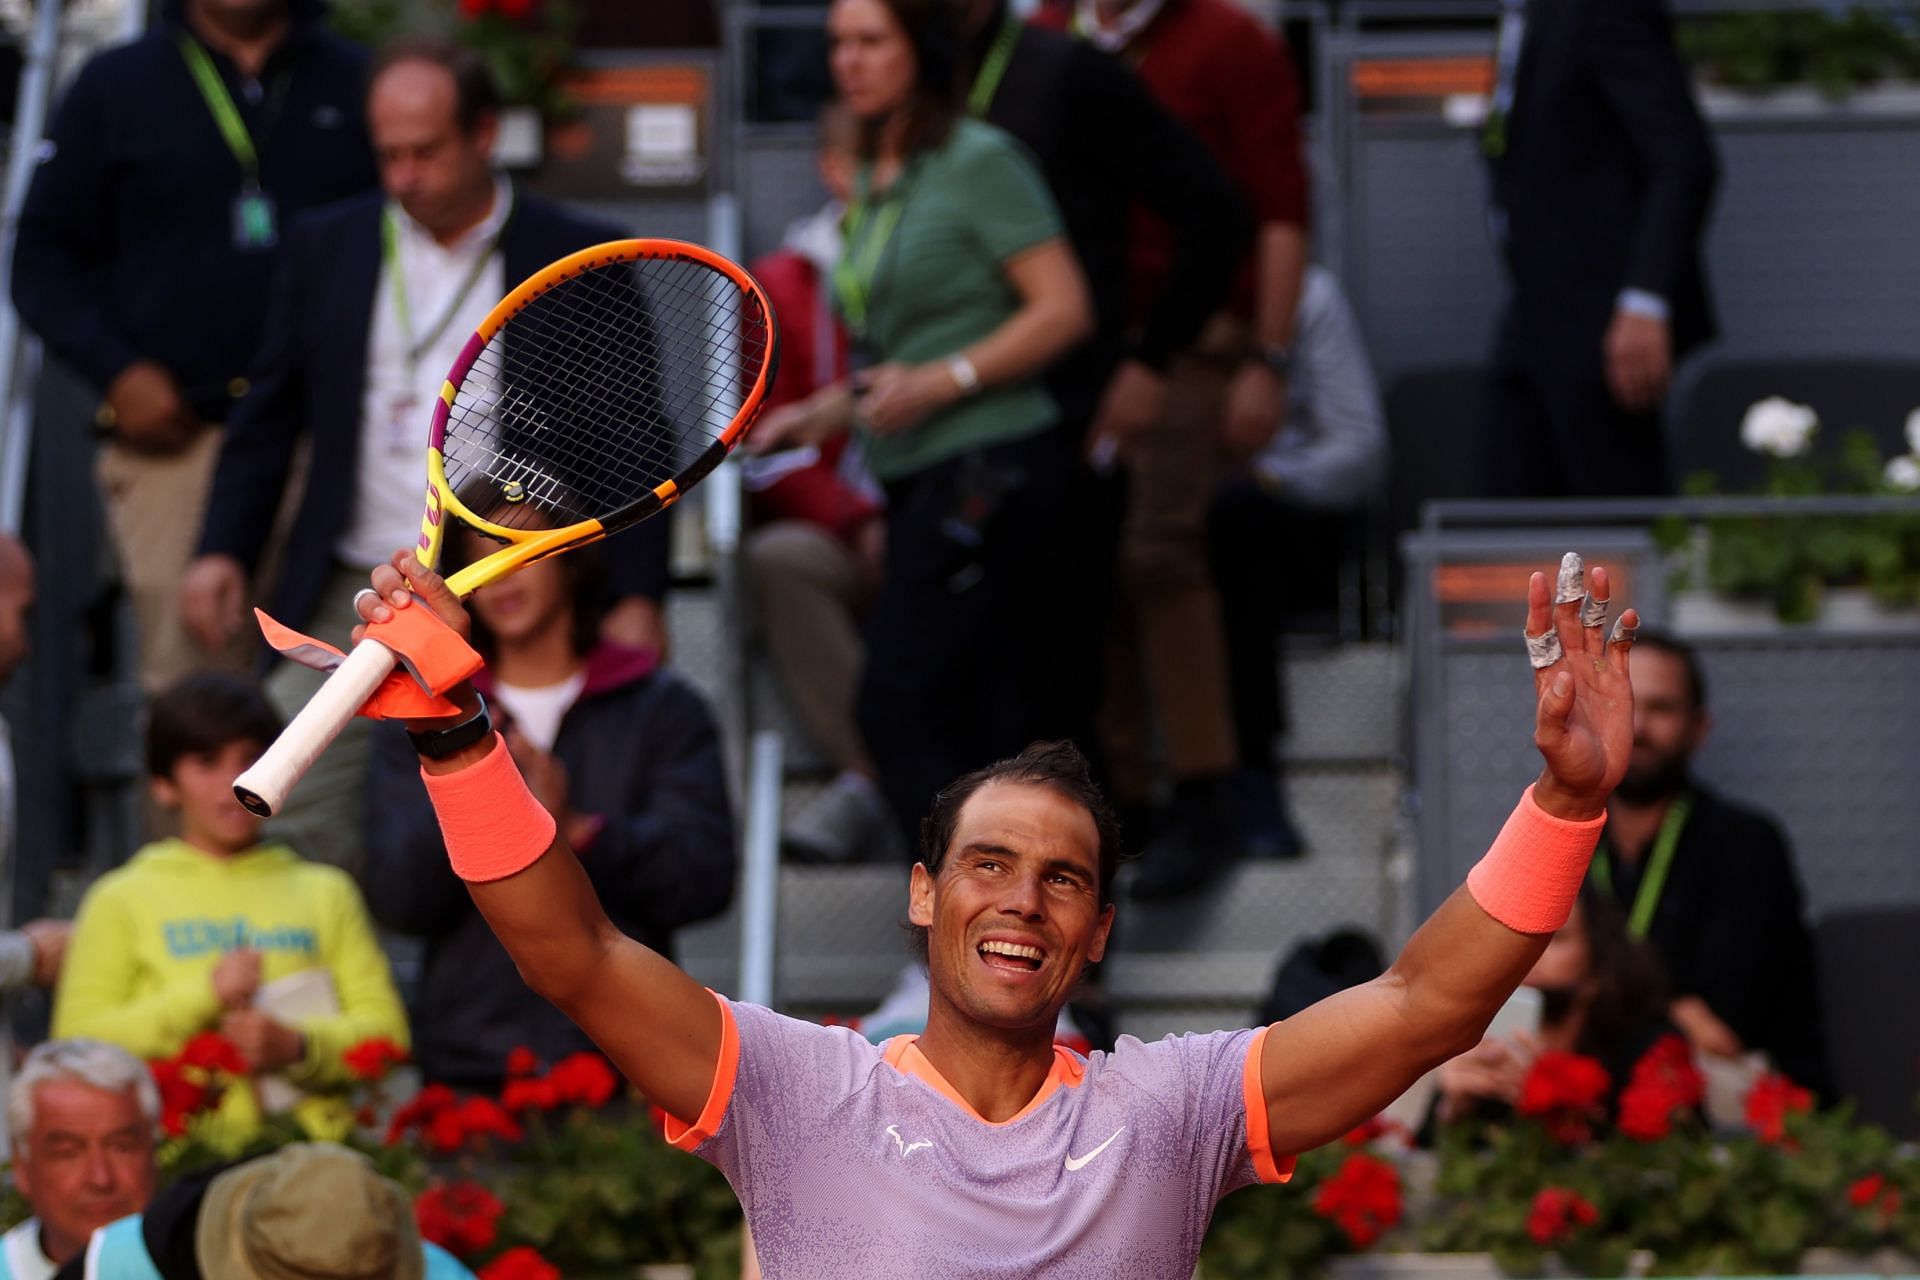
[885,1124,933,1158]
[1064,1126,1126,1172]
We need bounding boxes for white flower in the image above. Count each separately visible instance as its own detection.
[1905,407,1920,457]
[1885,454,1920,492]
[1740,397,1819,458]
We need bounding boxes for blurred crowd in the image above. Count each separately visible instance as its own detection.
[0,0,1850,1270]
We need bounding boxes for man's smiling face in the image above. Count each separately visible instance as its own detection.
[910,782,1115,1035]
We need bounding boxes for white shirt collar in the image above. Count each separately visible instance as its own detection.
[389,174,514,257]
[1074,0,1168,53]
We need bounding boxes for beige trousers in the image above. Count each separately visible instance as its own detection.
[96,429,253,693]
[1101,317,1244,802]
[745,520,875,777]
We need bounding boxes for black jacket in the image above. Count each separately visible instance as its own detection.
[194,190,671,637]
[1596,784,1833,1100]
[10,0,377,421]
[363,646,735,1090]
[1490,0,1718,362]
[972,11,1252,428]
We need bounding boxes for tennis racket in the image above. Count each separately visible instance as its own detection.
[233,238,778,817]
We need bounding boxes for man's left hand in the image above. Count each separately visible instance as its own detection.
[1604,311,1672,413]
[221,1009,305,1073]
[1526,555,1639,820]
[1222,362,1286,459]
[601,596,667,658]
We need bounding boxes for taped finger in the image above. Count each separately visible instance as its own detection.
[1610,617,1638,647]
[352,589,379,614]
[1581,593,1609,629]
[1526,628,1565,670]
[1554,551,1585,605]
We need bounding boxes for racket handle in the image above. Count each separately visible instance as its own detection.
[233,638,400,817]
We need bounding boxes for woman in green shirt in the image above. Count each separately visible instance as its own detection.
[751,0,1092,842]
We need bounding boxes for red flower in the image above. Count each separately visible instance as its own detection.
[454,1096,525,1144]
[1846,1173,1901,1219]
[1518,1051,1611,1144]
[501,1077,560,1113]
[505,1046,540,1078]
[343,1037,409,1082]
[478,1247,561,1280]
[414,1181,505,1259]
[148,1059,216,1136]
[1848,1173,1887,1208]
[1312,1152,1403,1249]
[1616,1035,1703,1142]
[1744,1072,1813,1144]
[546,1052,619,1108]
[455,0,492,17]
[386,1083,457,1146]
[1342,1116,1393,1146]
[179,1032,248,1075]
[1527,1187,1601,1247]
[494,0,536,19]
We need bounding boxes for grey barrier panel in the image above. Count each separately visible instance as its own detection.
[1404,501,1920,923]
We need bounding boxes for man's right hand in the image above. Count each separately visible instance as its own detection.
[353,550,482,738]
[211,947,262,1008]
[22,919,70,988]
[104,361,202,454]
[180,555,249,654]
[1085,360,1168,461]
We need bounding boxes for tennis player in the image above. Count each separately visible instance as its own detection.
[359,546,1635,1277]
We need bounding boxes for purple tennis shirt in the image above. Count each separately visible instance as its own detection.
[665,996,1292,1278]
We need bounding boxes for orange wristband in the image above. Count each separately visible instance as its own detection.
[419,734,557,883]
[1465,785,1606,935]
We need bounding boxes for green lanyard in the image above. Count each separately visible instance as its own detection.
[176,34,278,183]
[968,17,1023,117]
[1591,792,1694,939]
[381,207,505,370]
[831,173,912,338]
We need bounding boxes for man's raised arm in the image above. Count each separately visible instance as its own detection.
[356,551,722,1124]
[1258,555,1638,1156]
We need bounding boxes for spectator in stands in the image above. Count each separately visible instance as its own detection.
[1431,887,1678,1125]
[955,0,1253,764]
[179,36,670,875]
[741,104,895,864]
[59,1142,473,1278]
[0,535,70,1006]
[364,534,733,1092]
[2,1040,159,1279]
[52,673,409,1150]
[1207,266,1389,860]
[1480,0,1717,498]
[9,0,378,694]
[1593,631,1832,1098]
[749,0,1092,842]
[1032,0,1312,899]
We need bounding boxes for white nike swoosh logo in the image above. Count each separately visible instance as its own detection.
[1064,1126,1125,1172]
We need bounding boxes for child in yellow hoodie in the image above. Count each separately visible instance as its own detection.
[53,673,409,1146]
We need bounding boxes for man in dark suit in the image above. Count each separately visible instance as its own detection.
[1482,0,1718,498]
[179,36,669,872]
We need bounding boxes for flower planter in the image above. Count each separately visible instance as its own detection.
[492,105,544,169]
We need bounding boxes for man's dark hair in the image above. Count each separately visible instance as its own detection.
[855,0,963,161]
[1631,629,1707,711]
[908,742,1125,960]
[145,673,283,781]
[369,35,501,133]
[1568,885,1669,1057]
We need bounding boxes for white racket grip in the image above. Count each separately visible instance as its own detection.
[233,638,401,817]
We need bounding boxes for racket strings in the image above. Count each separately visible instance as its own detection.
[442,255,772,532]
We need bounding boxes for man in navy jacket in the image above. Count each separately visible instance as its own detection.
[182,38,669,873]
[1482,0,1718,498]
[10,0,378,692]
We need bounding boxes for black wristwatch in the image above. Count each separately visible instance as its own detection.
[407,693,493,760]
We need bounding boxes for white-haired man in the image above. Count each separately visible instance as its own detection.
[2,1040,159,1278]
